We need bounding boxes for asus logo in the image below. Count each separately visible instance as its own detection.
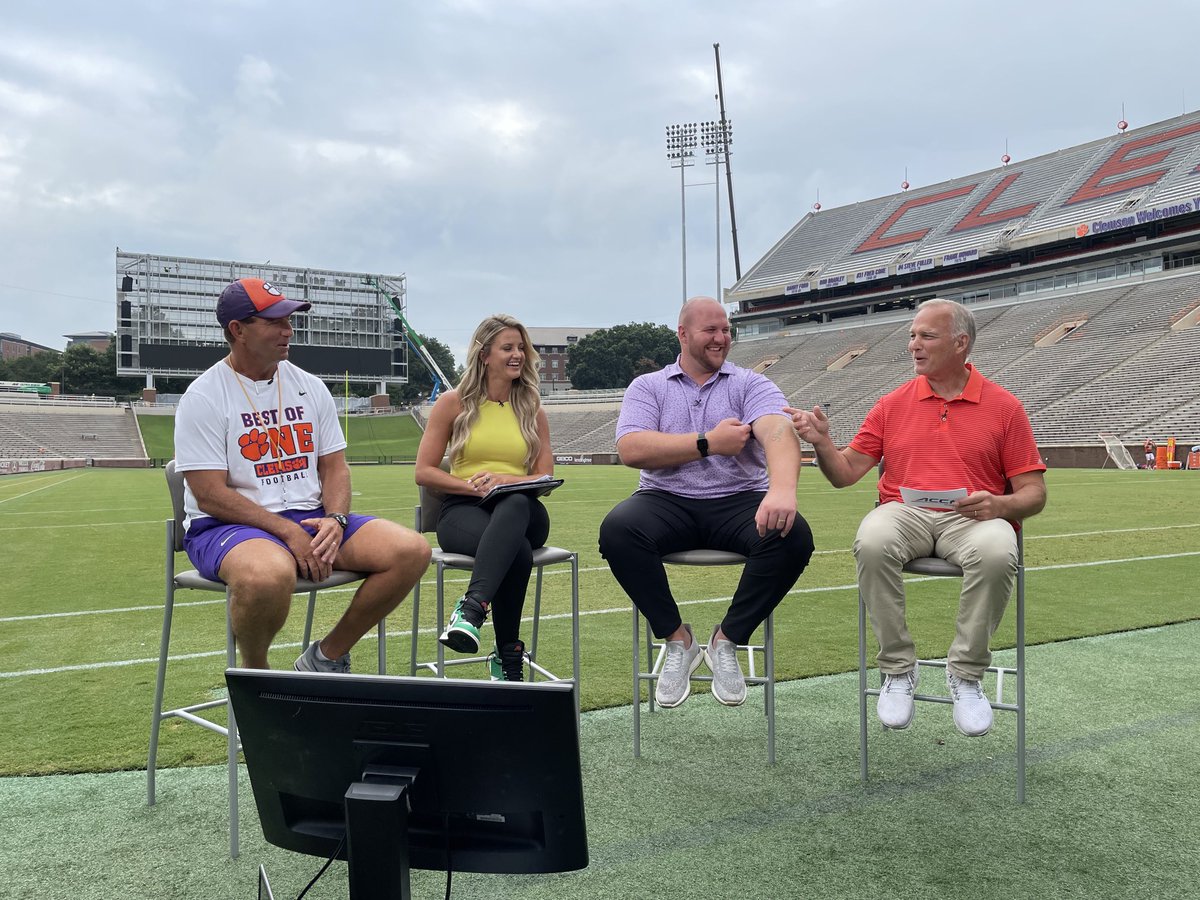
[359,720,429,739]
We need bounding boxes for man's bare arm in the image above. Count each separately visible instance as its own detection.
[751,413,802,537]
[617,417,751,469]
[784,404,876,487]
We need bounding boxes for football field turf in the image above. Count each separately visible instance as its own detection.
[1,464,1197,775]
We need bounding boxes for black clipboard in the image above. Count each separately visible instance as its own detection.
[477,477,564,505]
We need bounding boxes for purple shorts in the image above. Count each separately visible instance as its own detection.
[183,507,375,582]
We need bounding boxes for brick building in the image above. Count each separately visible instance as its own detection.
[0,332,58,362]
[525,326,598,392]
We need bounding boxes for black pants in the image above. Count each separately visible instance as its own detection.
[598,489,814,646]
[437,492,550,647]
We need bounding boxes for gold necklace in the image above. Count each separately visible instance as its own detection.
[225,356,284,430]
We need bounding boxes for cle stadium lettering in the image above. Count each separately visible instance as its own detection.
[852,118,1200,255]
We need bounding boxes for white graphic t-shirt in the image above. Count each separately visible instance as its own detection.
[174,358,347,530]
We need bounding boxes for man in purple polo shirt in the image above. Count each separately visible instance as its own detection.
[599,296,814,708]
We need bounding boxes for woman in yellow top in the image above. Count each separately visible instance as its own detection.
[414,314,554,681]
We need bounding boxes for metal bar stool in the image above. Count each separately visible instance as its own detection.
[633,549,777,764]
[147,460,380,858]
[858,531,1026,801]
[408,484,582,722]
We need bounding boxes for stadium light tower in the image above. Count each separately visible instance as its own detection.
[666,123,697,304]
[701,119,731,302]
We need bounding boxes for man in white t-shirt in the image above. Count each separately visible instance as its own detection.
[173,278,430,672]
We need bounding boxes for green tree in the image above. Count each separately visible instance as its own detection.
[388,334,461,403]
[566,322,678,389]
[62,344,108,395]
[57,340,142,398]
[0,350,61,385]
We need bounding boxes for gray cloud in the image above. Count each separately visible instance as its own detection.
[1,0,1197,366]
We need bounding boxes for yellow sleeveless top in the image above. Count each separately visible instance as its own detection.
[450,400,528,478]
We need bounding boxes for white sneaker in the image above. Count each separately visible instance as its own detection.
[655,624,703,708]
[293,641,350,674]
[704,626,747,707]
[947,670,993,736]
[877,665,919,729]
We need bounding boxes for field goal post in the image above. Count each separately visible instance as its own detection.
[1099,433,1137,470]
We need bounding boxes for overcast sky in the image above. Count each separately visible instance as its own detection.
[3,0,1197,366]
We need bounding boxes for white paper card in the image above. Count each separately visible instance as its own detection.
[899,487,968,510]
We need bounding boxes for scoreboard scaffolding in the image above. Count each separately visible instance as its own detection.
[115,250,410,391]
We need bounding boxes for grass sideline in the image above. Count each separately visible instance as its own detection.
[1,465,1198,776]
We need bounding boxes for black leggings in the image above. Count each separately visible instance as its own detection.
[598,489,814,645]
[436,492,550,646]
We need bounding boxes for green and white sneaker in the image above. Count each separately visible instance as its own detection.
[488,640,526,682]
[439,596,487,654]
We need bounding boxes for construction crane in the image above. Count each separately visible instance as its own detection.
[366,276,452,402]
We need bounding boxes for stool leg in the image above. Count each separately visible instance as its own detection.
[226,593,240,859]
[570,554,581,726]
[766,613,776,766]
[632,605,641,758]
[530,566,544,672]
[858,588,869,784]
[301,591,317,651]
[377,614,387,675]
[1016,543,1026,804]
[645,618,657,714]
[435,563,446,678]
[148,538,176,807]
[410,581,421,676]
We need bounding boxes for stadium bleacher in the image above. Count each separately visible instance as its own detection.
[0,403,147,460]
[539,265,1200,458]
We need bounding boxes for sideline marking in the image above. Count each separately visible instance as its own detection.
[4,550,1199,679]
[0,472,86,505]
[0,548,870,623]
[3,523,1198,622]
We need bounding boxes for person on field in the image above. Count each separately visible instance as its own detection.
[788,298,1046,737]
[414,314,555,682]
[174,277,430,672]
[599,296,814,709]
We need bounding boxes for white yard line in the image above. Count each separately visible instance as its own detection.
[0,472,86,505]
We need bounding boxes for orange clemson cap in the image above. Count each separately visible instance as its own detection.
[216,278,311,326]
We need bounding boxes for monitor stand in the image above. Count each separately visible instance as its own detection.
[254,766,420,900]
[344,778,414,900]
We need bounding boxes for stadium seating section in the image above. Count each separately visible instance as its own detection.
[3,268,1197,460]
[0,403,145,460]
[545,268,1200,453]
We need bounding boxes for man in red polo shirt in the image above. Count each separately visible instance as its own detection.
[787,298,1046,737]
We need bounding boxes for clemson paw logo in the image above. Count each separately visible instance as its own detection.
[238,429,271,461]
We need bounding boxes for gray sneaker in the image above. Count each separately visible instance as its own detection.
[947,670,993,736]
[654,624,703,708]
[293,641,351,674]
[704,626,747,707]
[877,665,919,729]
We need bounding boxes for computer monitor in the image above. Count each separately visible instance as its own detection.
[226,669,588,899]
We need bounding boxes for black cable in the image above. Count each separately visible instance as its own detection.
[295,833,346,900]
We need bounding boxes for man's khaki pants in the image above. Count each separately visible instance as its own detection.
[854,501,1018,681]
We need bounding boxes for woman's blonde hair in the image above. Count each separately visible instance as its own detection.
[447,314,543,472]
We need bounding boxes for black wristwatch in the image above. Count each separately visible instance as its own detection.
[328,513,348,531]
[696,433,709,458]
